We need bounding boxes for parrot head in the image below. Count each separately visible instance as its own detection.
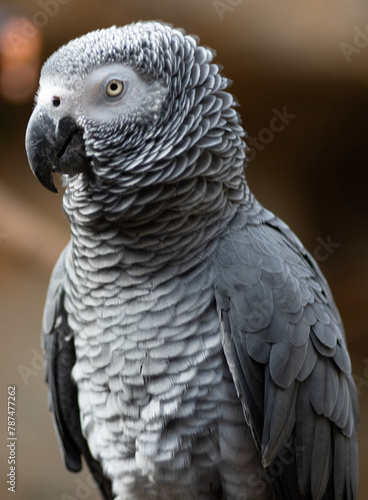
[26,21,246,220]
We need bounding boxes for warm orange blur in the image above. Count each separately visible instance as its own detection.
[0,16,42,102]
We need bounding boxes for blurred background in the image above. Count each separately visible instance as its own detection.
[0,0,367,498]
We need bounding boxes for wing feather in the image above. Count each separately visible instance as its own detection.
[214,203,359,500]
[262,370,297,465]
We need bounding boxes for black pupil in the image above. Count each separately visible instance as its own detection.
[110,82,118,91]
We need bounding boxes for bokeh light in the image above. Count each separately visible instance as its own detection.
[0,14,42,103]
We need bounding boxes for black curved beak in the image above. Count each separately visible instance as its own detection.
[25,109,89,193]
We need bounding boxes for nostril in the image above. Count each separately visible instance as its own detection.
[52,96,61,107]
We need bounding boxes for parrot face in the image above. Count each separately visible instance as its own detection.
[25,21,359,500]
[26,36,170,192]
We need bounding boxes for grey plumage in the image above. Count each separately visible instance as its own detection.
[25,21,358,500]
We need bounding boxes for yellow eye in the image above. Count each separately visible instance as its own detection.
[106,79,124,97]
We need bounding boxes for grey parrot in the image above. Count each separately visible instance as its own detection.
[25,21,359,500]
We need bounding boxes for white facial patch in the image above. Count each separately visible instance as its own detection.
[37,63,168,128]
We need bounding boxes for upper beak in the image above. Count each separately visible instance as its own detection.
[25,108,89,193]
